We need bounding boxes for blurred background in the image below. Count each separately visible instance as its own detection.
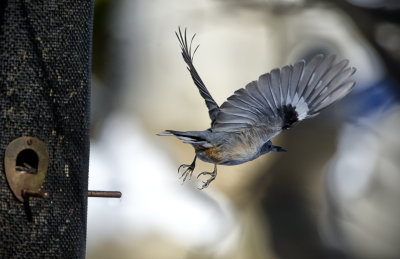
[86,0,400,258]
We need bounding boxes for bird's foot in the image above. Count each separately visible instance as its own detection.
[178,163,195,183]
[197,166,217,190]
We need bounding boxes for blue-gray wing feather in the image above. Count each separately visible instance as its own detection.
[176,28,220,124]
[212,54,356,134]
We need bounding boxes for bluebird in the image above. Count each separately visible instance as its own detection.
[160,28,356,189]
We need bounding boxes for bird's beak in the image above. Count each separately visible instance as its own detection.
[272,146,287,152]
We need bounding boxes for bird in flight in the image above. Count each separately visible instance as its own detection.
[160,27,356,189]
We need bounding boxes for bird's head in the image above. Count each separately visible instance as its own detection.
[260,140,273,156]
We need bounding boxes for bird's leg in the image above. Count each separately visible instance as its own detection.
[197,164,217,190]
[178,155,197,183]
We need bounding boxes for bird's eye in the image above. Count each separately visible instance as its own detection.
[260,140,272,154]
[264,141,272,149]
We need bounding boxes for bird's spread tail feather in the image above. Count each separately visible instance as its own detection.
[158,130,213,148]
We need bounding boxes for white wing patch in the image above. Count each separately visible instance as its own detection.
[295,97,309,121]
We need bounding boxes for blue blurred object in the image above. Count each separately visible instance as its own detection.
[349,77,399,119]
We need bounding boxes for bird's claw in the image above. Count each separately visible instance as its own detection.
[197,171,216,190]
[178,164,195,183]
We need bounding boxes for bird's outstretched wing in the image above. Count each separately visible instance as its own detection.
[212,54,356,134]
[176,27,220,124]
